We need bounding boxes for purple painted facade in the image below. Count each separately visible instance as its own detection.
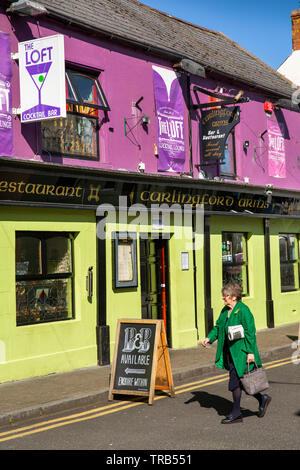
[1,8,300,191]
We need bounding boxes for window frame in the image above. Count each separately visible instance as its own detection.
[279,233,300,293]
[222,231,249,295]
[219,130,237,179]
[41,67,109,161]
[16,231,75,326]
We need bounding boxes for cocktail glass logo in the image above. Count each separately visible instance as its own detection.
[22,43,60,121]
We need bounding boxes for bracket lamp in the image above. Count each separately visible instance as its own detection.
[243,141,250,151]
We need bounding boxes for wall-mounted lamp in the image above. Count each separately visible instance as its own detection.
[243,141,250,152]
[6,0,47,16]
[137,161,145,173]
[264,184,273,204]
[142,115,150,124]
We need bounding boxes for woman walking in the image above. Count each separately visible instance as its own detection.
[202,282,271,423]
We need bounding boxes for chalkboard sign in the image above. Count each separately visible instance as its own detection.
[109,319,174,405]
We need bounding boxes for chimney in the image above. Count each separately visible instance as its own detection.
[291,9,300,51]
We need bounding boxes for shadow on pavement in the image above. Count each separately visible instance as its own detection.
[184,391,257,418]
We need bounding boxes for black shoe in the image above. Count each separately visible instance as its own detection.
[221,415,243,424]
[258,394,272,418]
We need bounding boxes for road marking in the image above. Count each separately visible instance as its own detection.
[0,356,294,443]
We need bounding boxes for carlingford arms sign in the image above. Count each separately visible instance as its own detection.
[0,167,300,217]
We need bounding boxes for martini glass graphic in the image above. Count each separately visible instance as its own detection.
[22,61,60,120]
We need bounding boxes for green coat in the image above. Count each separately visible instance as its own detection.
[207,301,262,378]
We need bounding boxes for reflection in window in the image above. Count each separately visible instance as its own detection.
[222,232,248,295]
[279,234,299,292]
[16,232,74,326]
[42,69,109,160]
[220,131,236,178]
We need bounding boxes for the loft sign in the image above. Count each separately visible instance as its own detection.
[18,35,66,123]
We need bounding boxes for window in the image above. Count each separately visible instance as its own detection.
[279,234,299,292]
[16,232,74,326]
[42,69,109,160]
[219,131,236,178]
[222,232,248,294]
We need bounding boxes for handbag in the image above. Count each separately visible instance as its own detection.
[228,324,244,341]
[240,361,269,395]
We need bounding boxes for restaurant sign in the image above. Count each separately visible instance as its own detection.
[201,106,240,161]
[18,35,66,123]
[1,167,300,217]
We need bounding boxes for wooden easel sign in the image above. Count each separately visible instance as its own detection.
[109,319,175,405]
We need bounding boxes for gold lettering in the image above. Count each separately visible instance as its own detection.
[35,184,46,195]
[46,185,55,195]
[161,192,171,203]
[140,191,150,202]
[75,187,83,198]
[216,196,224,206]
[192,195,200,207]
[18,182,25,193]
[25,183,36,194]
[208,195,217,205]
[65,187,75,197]
[8,182,16,192]
[238,198,246,207]
[55,186,66,197]
[200,194,209,204]
[0,181,8,192]
[225,196,234,207]
[150,192,161,202]
[87,185,101,202]
[181,193,192,204]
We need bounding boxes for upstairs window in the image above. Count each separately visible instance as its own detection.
[219,131,236,178]
[42,69,109,160]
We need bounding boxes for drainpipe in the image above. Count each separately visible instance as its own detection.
[264,218,275,328]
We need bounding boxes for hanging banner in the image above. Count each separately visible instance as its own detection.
[152,66,186,172]
[0,32,13,156]
[201,106,240,161]
[18,34,66,123]
[267,119,286,178]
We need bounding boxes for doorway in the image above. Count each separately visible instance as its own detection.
[139,237,171,346]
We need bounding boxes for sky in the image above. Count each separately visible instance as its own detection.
[140,0,299,70]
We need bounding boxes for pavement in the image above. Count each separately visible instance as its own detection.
[0,322,298,426]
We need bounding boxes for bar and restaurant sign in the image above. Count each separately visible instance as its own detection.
[0,32,13,156]
[18,34,66,123]
[152,66,186,173]
[201,106,240,160]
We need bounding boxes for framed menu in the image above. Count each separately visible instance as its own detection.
[114,233,137,288]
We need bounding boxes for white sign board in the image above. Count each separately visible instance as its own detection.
[18,34,66,123]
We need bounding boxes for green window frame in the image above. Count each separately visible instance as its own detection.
[15,231,75,326]
[222,232,248,295]
[279,233,300,292]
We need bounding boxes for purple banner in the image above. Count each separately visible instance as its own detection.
[0,32,13,156]
[267,119,286,178]
[152,66,185,172]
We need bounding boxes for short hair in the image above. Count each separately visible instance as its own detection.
[222,282,242,301]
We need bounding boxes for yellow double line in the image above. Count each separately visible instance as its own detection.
[0,356,293,443]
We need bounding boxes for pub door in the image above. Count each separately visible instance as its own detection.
[140,238,171,345]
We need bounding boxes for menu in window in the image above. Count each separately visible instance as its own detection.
[117,243,134,282]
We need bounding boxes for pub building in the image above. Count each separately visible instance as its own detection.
[0,0,299,383]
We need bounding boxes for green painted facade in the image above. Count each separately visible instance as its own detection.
[0,207,98,383]
[0,204,299,384]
